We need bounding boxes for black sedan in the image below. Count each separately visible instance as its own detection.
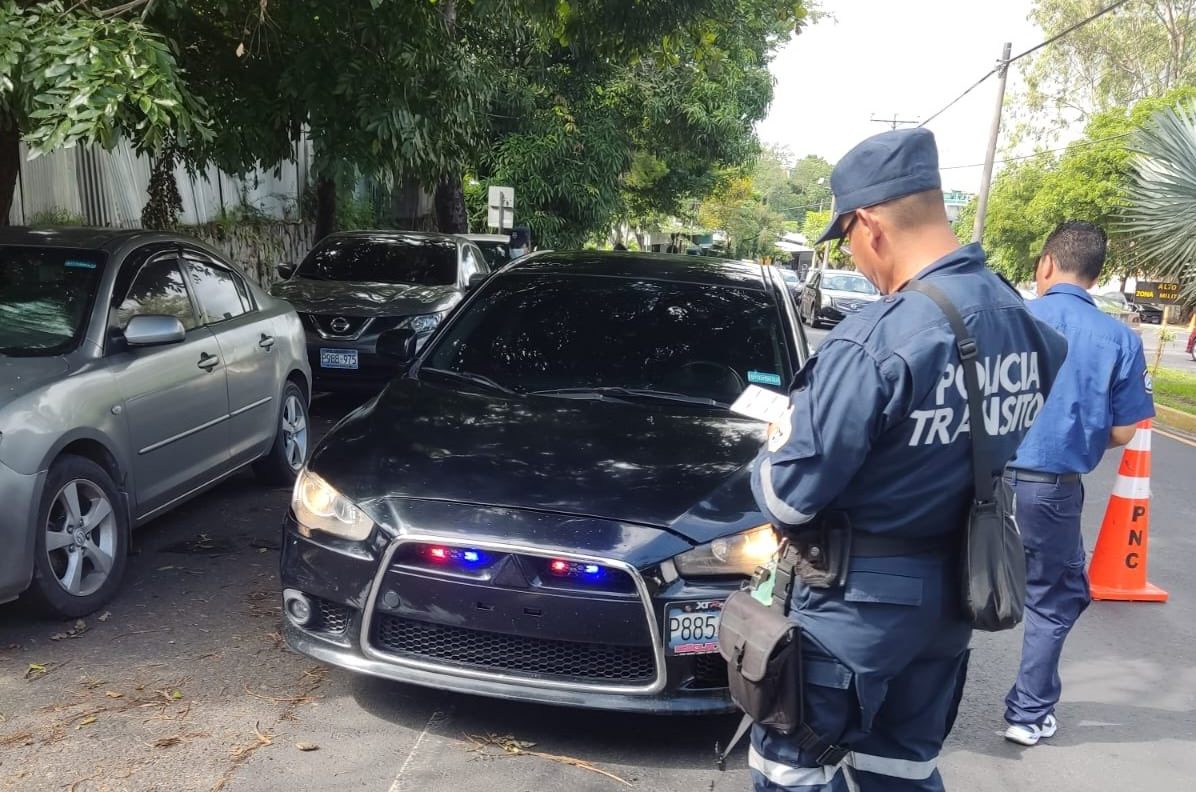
[279,251,809,713]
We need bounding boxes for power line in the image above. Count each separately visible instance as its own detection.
[919,0,1137,128]
[938,131,1133,171]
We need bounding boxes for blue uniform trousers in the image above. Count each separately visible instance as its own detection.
[1004,477,1090,726]
[750,553,972,791]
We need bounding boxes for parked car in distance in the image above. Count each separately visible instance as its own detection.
[778,267,801,297]
[463,233,513,269]
[271,231,490,392]
[279,251,809,713]
[1129,301,1163,325]
[798,268,881,328]
[0,228,311,617]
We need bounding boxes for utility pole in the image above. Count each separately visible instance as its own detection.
[870,113,919,130]
[972,42,1012,244]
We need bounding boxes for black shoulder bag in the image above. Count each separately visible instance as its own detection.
[903,280,1026,632]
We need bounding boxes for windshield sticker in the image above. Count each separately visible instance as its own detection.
[747,370,782,387]
[65,260,97,270]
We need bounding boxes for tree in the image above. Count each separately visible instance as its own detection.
[0,1,210,225]
[1121,101,1196,304]
[1014,0,1196,139]
[979,86,1196,285]
[698,170,785,260]
[786,155,833,227]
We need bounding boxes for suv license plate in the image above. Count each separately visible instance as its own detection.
[320,349,359,370]
[666,600,723,655]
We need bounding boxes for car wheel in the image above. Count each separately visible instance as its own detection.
[28,455,129,619]
[254,380,310,485]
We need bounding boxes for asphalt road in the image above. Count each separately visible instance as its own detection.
[2,381,1195,792]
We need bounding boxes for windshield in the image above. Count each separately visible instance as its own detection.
[780,269,799,284]
[296,236,458,286]
[822,274,876,294]
[0,247,104,356]
[424,273,792,405]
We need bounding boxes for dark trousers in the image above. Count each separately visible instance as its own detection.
[1004,477,1091,726]
[751,554,972,791]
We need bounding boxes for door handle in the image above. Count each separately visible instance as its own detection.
[258,333,275,351]
[197,352,220,371]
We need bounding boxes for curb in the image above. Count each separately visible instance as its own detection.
[1156,404,1196,436]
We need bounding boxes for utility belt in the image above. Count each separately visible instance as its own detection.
[766,512,954,591]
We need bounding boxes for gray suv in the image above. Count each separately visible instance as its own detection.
[271,231,489,391]
[0,229,312,617]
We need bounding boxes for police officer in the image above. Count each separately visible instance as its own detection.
[749,128,1067,791]
[1002,222,1155,746]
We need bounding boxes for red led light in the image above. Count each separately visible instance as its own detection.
[550,559,569,574]
[429,547,448,561]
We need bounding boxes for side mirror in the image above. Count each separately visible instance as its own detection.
[277,263,296,280]
[124,315,186,347]
[467,272,489,291]
[376,327,417,363]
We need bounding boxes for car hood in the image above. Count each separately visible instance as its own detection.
[823,288,880,303]
[309,378,770,544]
[270,278,461,317]
[0,355,68,411]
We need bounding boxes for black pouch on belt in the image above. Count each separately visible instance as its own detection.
[717,588,803,735]
[787,511,853,589]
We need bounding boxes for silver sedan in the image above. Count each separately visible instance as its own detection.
[0,228,311,617]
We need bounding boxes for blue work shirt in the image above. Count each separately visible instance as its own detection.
[1011,283,1155,474]
[752,244,1068,539]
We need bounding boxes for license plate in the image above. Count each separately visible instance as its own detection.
[320,348,359,370]
[666,600,723,655]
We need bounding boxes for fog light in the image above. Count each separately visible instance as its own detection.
[284,589,313,626]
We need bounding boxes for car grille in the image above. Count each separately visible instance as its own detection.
[310,597,353,635]
[372,614,656,682]
[302,313,372,339]
[688,653,729,690]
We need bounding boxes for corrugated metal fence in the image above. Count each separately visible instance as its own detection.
[7,135,313,227]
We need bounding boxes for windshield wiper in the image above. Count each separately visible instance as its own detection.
[420,367,520,395]
[530,386,729,409]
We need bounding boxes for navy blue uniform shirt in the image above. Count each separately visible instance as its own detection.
[1011,283,1155,474]
[752,244,1068,539]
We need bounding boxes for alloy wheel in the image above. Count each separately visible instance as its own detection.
[44,479,118,598]
[282,393,309,471]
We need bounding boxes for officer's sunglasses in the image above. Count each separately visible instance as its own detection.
[836,213,858,256]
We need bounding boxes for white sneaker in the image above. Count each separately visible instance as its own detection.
[1004,714,1058,746]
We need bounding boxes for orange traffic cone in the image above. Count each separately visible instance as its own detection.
[1088,419,1168,602]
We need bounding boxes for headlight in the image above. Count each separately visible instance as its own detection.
[404,312,446,334]
[674,525,779,577]
[291,470,375,541]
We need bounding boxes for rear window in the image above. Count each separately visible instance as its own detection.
[296,236,458,286]
[0,247,104,356]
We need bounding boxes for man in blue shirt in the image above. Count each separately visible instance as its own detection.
[1003,221,1155,746]
[748,128,1067,791]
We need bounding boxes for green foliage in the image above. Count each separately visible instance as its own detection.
[1014,0,1196,139]
[980,87,1196,285]
[1121,101,1196,305]
[699,155,791,260]
[27,206,85,227]
[0,1,211,156]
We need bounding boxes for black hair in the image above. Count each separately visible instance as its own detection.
[1042,221,1107,283]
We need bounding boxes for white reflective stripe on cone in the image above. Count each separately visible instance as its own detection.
[1111,476,1151,500]
[1127,428,1152,452]
[749,745,843,787]
[847,751,937,780]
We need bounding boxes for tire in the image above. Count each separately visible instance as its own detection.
[28,455,129,619]
[254,380,310,485]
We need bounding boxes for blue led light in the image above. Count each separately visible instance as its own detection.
[463,550,480,563]
[583,564,600,575]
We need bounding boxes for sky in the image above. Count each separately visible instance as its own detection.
[758,0,1046,194]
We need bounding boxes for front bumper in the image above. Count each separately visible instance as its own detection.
[279,513,737,714]
[0,460,43,604]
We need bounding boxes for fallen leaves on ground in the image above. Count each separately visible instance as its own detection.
[50,619,89,641]
[465,732,633,787]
